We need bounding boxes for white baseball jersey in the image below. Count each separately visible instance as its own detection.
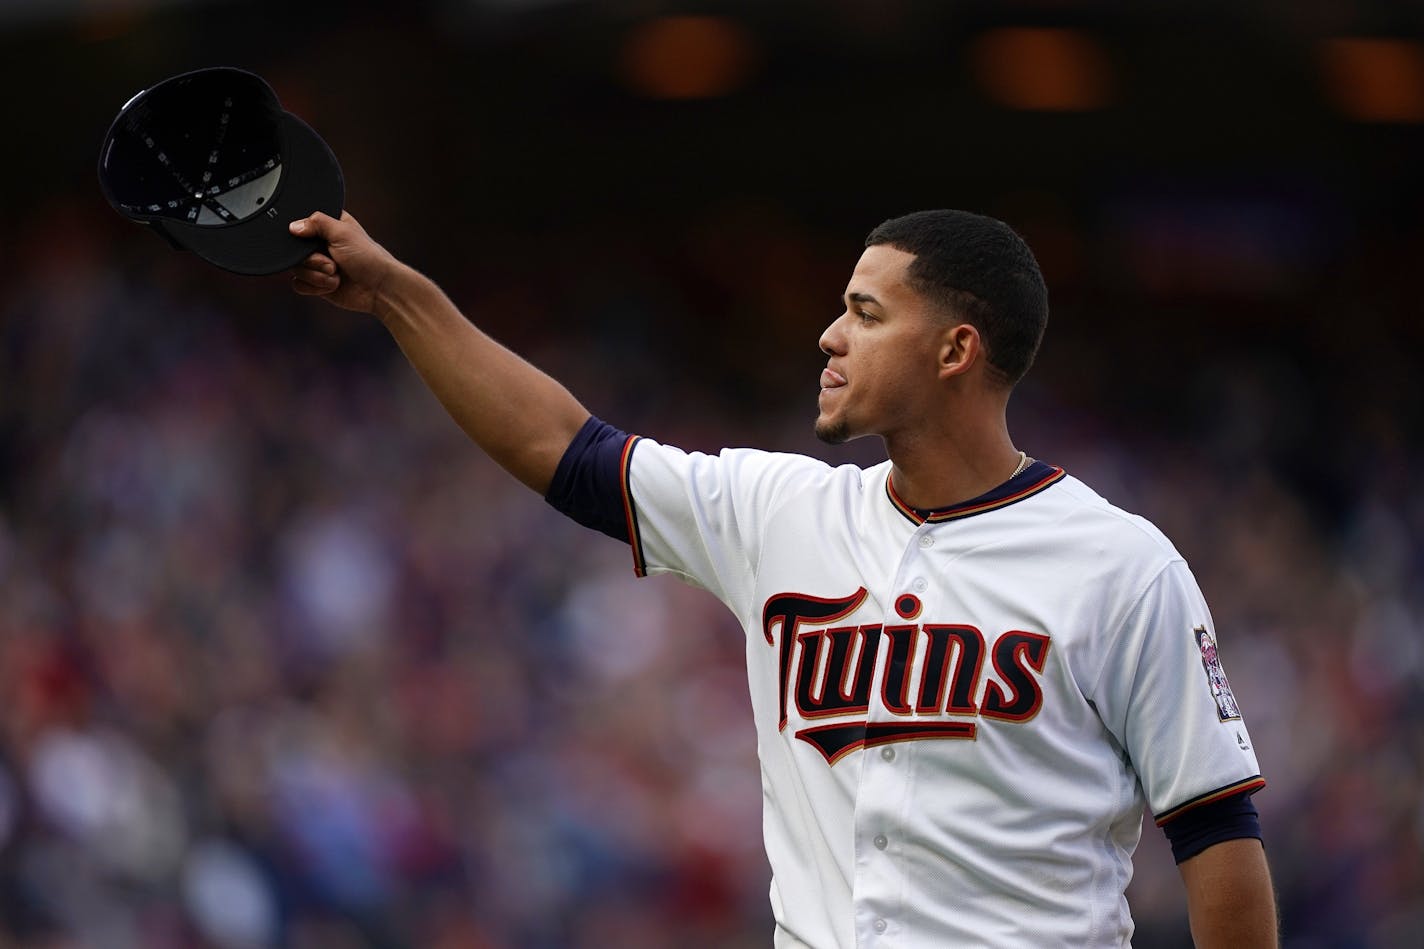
[619,438,1263,948]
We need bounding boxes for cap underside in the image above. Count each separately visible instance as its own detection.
[99,68,343,275]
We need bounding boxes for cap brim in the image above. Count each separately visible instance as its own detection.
[156,111,344,276]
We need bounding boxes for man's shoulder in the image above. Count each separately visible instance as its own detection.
[1043,471,1184,564]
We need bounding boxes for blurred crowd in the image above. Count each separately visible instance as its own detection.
[3,52,1424,941]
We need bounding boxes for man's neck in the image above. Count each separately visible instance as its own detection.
[884,423,1021,512]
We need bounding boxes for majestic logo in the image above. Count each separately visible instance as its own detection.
[1195,626,1241,721]
[762,588,1051,764]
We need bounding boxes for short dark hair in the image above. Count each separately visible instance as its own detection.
[865,209,1048,387]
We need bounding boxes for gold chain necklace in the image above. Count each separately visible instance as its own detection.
[1010,450,1029,478]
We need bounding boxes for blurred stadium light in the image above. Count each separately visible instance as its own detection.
[969,28,1115,112]
[618,15,759,99]
[1320,37,1424,123]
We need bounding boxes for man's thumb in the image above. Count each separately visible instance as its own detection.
[289,212,334,237]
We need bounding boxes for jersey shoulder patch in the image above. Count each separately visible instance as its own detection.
[1194,625,1242,721]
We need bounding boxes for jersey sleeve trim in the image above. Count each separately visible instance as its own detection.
[620,434,647,577]
[1153,775,1266,826]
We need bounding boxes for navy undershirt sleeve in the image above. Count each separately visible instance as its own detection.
[1162,790,1262,864]
[544,415,633,543]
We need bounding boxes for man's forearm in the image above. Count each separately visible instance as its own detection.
[375,264,590,494]
[1179,837,1278,948]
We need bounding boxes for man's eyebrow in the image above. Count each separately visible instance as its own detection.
[843,292,881,307]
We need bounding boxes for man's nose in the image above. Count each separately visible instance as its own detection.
[820,313,847,356]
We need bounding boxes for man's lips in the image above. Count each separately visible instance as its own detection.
[820,368,846,389]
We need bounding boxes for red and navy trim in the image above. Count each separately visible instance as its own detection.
[1154,775,1267,826]
[620,435,646,577]
[885,459,1066,526]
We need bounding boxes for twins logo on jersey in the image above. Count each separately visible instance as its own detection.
[762,587,1050,764]
[1194,625,1241,721]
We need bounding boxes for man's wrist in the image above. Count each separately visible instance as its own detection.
[372,262,427,326]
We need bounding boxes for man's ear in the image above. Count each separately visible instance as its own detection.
[938,322,981,381]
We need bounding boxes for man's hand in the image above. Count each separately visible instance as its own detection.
[288,211,404,316]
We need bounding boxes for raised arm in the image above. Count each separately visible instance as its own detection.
[1178,837,1278,948]
[289,211,590,494]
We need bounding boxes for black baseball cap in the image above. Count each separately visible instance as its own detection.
[98,67,344,276]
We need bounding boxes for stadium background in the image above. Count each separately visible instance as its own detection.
[1,0,1422,946]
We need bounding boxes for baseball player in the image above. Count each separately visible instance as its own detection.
[288,208,1276,947]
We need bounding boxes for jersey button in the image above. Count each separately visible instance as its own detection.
[881,747,895,762]
[874,834,888,850]
[873,918,888,934]
[919,534,934,548]
[912,578,927,593]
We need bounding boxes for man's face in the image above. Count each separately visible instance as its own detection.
[815,244,947,445]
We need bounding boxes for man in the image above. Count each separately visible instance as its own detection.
[288,208,1277,947]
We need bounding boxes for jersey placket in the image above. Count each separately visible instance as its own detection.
[851,520,941,945]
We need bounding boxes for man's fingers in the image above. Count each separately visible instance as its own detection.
[296,252,337,275]
[292,274,336,296]
[290,257,340,289]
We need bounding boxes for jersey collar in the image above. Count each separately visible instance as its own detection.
[885,460,1066,526]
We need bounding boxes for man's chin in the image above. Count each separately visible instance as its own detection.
[814,417,850,445]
